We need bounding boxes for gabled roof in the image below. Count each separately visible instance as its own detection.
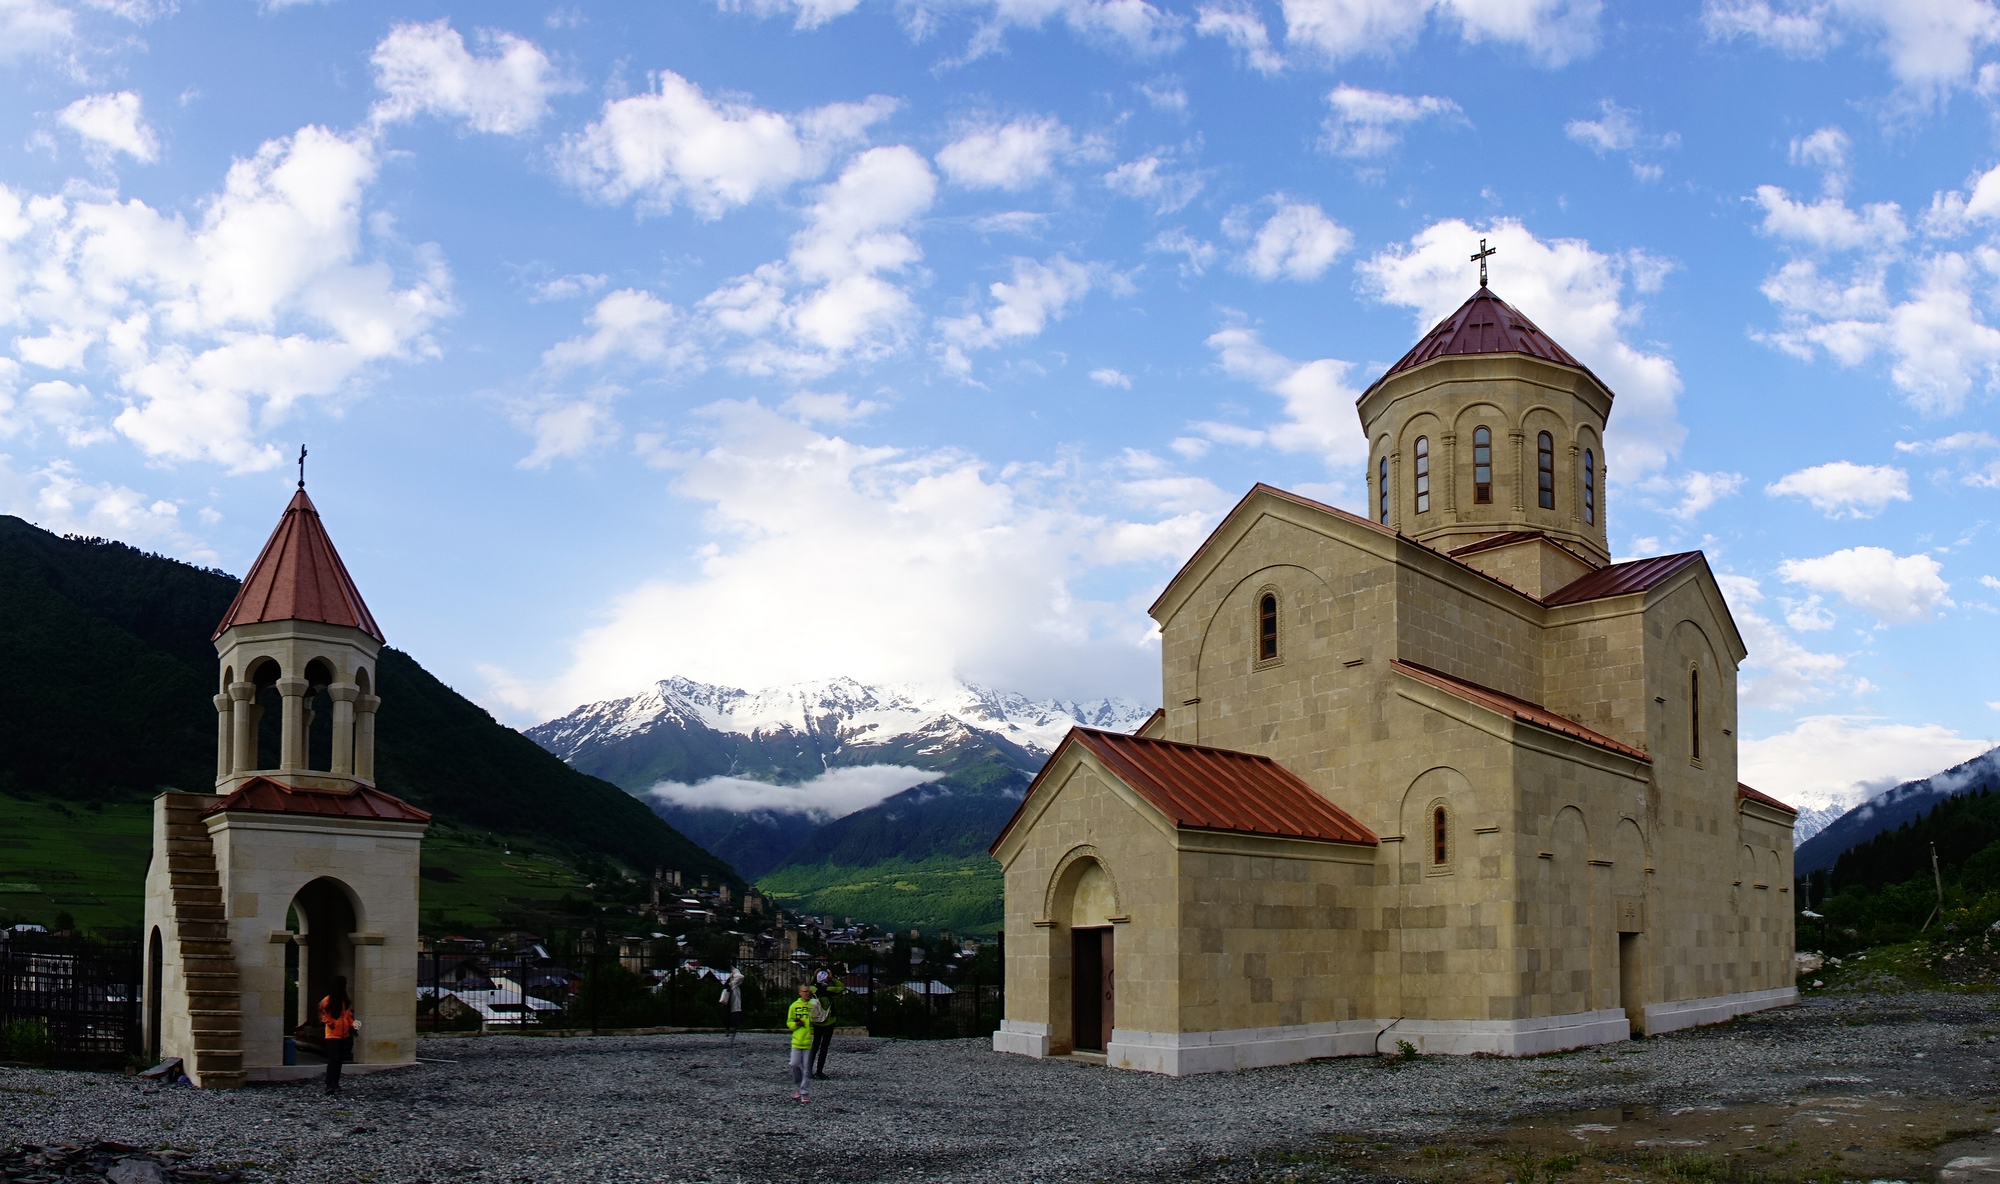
[1543,552,1703,606]
[991,727,1378,853]
[1365,287,1600,396]
[213,488,384,643]
[203,775,430,822]
[1737,782,1798,817]
[1391,660,1651,762]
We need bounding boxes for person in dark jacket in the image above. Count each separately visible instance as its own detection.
[808,969,845,1079]
[319,977,355,1096]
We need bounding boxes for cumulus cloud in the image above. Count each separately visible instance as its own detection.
[558,71,895,217]
[1,0,76,65]
[0,454,216,562]
[1090,366,1132,388]
[489,400,1184,716]
[1896,429,1999,452]
[1703,0,2000,102]
[1358,218,1687,477]
[0,125,450,472]
[713,0,865,31]
[715,0,1184,57]
[1197,325,1369,502]
[530,273,609,302]
[57,92,159,163]
[1149,228,1219,276]
[1103,151,1208,214]
[1779,545,1952,623]
[1319,86,1462,158]
[369,20,567,135]
[1280,0,1604,67]
[648,764,945,820]
[1228,199,1351,281]
[935,116,1073,191]
[1196,2,1286,72]
[938,254,1094,377]
[1766,460,1911,517]
[1716,574,1853,708]
[1662,470,1746,519]
[1564,100,1678,181]
[541,289,694,372]
[1739,714,1994,814]
[1753,186,1908,251]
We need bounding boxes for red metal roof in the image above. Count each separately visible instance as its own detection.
[203,776,431,823]
[992,728,1378,852]
[1543,552,1703,606]
[1448,530,1552,558]
[213,488,384,643]
[1368,287,1599,395]
[1737,782,1798,816]
[1392,660,1651,762]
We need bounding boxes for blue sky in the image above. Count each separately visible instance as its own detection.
[3,0,1998,813]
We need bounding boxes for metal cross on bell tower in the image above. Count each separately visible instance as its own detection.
[1470,238,1497,288]
[297,445,307,489]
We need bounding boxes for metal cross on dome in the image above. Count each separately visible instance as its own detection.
[1470,238,1497,288]
[297,445,307,489]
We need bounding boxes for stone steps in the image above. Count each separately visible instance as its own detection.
[159,791,244,1090]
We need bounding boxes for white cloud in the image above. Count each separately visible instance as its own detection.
[938,254,1094,376]
[57,92,159,163]
[0,126,451,472]
[714,0,865,31]
[1779,545,1952,623]
[1319,86,1462,158]
[1790,125,1851,194]
[1717,574,1853,707]
[936,116,1072,191]
[782,391,883,423]
[1703,0,2000,102]
[1752,186,1908,251]
[1280,0,1603,67]
[541,289,694,372]
[715,0,1184,56]
[369,20,566,136]
[496,400,1176,715]
[1739,715,1994,814]
[1149,227,1219,276]
[530,273,609,302]
[1090,366,1132,388]
[1358,218,1687,477]
[517,397,620,469]
[1896,429,1998,451]
[1139,79,1189,112]
[1564,100,1678,181]
[1766,460,1911,517]
[0,454,215,562]
[0,0,75,64]
[558,71,894,217]
[1199,325,1369,500]
[1196,2,1286,72]
[1103,152,1207,214]
[648,764,945,820]
[1664,470,1746,519]
[1229,199,1351,281]
[1979,573,2000,591]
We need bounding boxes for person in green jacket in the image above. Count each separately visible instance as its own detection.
[786,983,814,1103]
[808,969,845,1079]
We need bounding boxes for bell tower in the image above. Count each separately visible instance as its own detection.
[1355,284,1615,597]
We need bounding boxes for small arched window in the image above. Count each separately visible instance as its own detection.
[1413,436,1430,513]
[1537,431,1555,510]
[1690,669,1702,763]
[1378,457,1390,524]
[1583,448,1596,525]
[1433,805,1449,865]
[1258,593,1278,661]
[1473,427,1492,504]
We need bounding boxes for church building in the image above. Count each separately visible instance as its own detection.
[143,480,428,1087]
[991,280,1798,1075]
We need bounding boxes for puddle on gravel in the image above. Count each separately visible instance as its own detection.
[1302,1092,2000,1183]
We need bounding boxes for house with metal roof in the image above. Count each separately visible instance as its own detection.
[990,282,1798,1075]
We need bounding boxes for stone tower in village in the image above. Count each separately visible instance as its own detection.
[992,280,1797,1075]
[143,480,429,1087]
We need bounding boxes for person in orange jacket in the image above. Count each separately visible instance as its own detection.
[320,977,355,1096]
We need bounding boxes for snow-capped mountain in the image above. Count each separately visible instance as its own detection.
[1791,804,1844,845]
[1796,746,2000,876]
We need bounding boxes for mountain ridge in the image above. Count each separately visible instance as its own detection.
[1796,746,2000,876]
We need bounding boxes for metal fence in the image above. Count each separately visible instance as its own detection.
[418,935,1003,1040]
[0,932,140,1066]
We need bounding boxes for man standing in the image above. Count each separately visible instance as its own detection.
[808,968,845,1079]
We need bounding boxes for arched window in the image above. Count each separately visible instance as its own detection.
[1473,427,1492,504]
[1537,431,1555,510]
[1690,669,1702,763]
[1433,805,1449,865]
[1583,448,1596,525]
[1413,436,1430,513]
[1378,457,1390,524]
[1258,593,1278,661]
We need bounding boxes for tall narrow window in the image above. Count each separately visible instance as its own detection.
[1378,457,1390,524]
[1413,436,1430,513]
[1690,669,1702,763]
[1259,593,1278,661]
[1537,431,1555,510]
[1473,427,1492,504]
[1433,806,1448,865]
[1584,448,1596,525]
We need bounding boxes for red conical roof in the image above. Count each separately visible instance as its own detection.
[1367,287,1601,394]
[212,488,384,643]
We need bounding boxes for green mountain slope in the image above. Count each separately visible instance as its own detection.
[0,516,738,919]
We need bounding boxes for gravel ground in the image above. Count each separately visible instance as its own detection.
[3,989,1997,1184]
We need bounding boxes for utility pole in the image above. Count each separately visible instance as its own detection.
[1920,843,1944,932]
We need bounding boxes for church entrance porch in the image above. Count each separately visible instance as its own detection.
[1070,928,1112,1053]
[286,877,356,1066]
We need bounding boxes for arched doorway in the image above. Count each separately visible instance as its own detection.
[1047,853,1118,1055]
[289,878,359,1062]
[146,927,163,1064]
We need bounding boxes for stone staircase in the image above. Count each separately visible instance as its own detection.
[160,792,245,1089]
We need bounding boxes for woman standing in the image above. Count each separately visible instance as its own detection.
[319,977,355,1096]
[720,967,744,1043]
[785,983,814,1104]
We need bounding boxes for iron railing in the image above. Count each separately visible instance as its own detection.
[0,932,140,1066]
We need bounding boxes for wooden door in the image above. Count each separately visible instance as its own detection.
[1097,928,1114,1052]
[1071,928,1102,1051]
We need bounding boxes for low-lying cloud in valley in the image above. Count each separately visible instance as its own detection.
[646,764,945,820]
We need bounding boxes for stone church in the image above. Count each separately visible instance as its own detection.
[143,483,428,1086]
[991,282,1798,1075]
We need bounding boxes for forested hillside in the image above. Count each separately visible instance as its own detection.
[1806,788,2000,950]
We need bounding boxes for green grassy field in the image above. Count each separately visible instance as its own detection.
[0,795,598,938]
[758,853,1002,935]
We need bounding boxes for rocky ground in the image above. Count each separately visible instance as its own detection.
[2,983,1996,1184]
